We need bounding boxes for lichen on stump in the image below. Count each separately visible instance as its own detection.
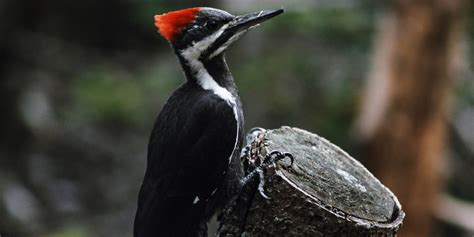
[218,127,404,236]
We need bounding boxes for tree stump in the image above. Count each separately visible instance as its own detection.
[218,127,404,236]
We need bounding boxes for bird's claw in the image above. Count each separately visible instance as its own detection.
[264,151,294,167]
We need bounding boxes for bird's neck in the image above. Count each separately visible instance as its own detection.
[178,53,237,94]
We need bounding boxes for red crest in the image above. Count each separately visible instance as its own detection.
[154,7,201,42]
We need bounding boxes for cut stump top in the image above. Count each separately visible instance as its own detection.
[266,126,399,223]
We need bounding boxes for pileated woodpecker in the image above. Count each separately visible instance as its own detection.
[134,7,283,237]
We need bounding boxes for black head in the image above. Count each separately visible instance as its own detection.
[155,7,284,60]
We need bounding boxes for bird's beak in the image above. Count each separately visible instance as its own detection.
[228,8,284,33]
[204,8,284,59]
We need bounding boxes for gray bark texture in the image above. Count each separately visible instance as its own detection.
[218,127,405,236]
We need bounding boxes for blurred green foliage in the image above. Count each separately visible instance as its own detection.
[72,71,148,123]
[267,8,374,47]
[68,61,182,127]
[41,226,88,237]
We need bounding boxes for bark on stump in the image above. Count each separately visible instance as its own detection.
[218,127,405,236]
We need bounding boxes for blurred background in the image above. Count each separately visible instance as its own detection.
[0,0,472,236]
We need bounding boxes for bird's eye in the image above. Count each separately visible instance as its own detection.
[207,21,219,30]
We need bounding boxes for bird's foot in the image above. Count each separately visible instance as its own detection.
[240,127,268,171]
[240,128,294,199]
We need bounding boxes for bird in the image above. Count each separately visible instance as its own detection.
[133,7,284,237]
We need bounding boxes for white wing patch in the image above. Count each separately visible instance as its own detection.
[193,196,200,204]
[229,107,239,164]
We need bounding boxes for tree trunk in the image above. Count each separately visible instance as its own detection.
[355,1,469,237]
[218,127,404,236]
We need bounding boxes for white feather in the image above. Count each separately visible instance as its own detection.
[193,196,200,204]
[210,31,246,58]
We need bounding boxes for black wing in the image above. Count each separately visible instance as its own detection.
[134,87,237,237]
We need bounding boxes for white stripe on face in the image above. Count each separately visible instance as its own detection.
[179,23,235,105]
[179,23,240,166]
